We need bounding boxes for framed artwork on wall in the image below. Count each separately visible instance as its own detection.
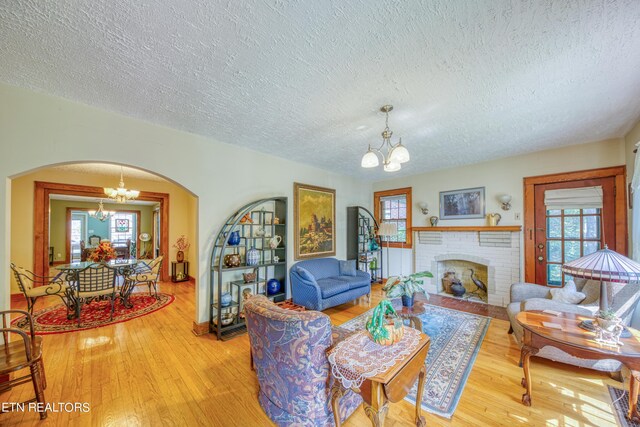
[293,182,336,260]
[439,187,486,219]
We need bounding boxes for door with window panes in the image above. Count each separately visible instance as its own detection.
[533,178,615,286]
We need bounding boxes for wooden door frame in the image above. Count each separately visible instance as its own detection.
[34,181,170,280]
[64,208,142,263]
[523,166,627,283]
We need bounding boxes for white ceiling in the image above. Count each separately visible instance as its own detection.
[1,1,640,180]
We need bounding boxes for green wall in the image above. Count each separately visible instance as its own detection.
[49,199,156,262]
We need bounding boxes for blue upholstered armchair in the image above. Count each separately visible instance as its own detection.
[244,295,361,426]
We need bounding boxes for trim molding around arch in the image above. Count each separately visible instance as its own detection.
[34,181,170,281]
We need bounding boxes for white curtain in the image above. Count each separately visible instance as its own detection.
[632,143,640,261]
[544,186,603,210]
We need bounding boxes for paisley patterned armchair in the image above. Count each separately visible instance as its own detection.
[244,295,361,426]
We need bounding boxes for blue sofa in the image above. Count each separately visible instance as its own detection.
[290,258,371,311]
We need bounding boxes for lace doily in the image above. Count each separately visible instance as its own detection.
[328,327,422,389]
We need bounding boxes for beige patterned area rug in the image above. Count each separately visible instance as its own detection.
[339,303,490,418]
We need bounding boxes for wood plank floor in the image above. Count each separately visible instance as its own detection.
[2,283,624,426]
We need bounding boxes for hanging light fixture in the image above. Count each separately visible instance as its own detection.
[104,166,140,203]
[88,200,115,222]
[361,105,410,172]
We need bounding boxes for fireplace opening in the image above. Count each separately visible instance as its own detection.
[438,260,488,303]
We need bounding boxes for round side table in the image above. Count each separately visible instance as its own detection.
[393,299,426,331]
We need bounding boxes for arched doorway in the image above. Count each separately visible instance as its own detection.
[8,161,199,321]
[33,180,170,280]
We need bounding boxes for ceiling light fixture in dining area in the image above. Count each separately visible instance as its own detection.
[88,199,115,222]
[104,167,140,203]
[361,105,410,172]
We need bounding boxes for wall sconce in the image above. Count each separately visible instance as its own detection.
[498,194,512,211]
[417,202,429,215]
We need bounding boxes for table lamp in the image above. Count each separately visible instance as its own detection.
[562,245,640,332]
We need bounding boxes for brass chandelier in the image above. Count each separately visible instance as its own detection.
[104,167,140,203]
[361,105,410,172]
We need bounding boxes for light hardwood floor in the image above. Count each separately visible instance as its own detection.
[2,282,624,426]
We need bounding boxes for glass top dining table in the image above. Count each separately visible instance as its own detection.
[56,259,141,272]
[55,259,145,309]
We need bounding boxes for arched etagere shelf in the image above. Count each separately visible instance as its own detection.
[347,206,383,284]
[210,197,287,341]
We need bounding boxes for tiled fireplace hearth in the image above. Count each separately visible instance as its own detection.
[414,226,522,307]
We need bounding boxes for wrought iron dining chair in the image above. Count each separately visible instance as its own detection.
[125,256,164,299]
[0,309,48,419]
[10,263,68,317]
[71,263,118,327]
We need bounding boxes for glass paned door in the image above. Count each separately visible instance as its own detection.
[533,177,615,287]
[545,208,601,286]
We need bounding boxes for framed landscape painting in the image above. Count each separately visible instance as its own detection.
[294,182,336,260]
[439,187,485,219]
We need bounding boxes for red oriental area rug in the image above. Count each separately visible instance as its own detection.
[12,293,174,335]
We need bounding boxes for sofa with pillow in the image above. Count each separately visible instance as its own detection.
[290,258,371,311]
[507,278,640,373]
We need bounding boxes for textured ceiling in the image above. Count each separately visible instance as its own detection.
[51,163,165,182]
[2,1,640,180]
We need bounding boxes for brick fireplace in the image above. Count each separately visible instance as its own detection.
[414,226,522,307]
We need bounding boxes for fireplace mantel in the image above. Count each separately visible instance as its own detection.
[413,226,522,232]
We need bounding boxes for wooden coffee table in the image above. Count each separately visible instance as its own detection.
[328,330,431,426]
[516,310,640,421]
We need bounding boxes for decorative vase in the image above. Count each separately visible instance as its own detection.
[401,294,415,308]
[227,231,241,246]
[451,282,466,297]
[176,250,184,263]
[429,216,439,227]
[269,235,282,249]
[220,292,232,307]
[223,253,241,268]
[267,278,281,295]
[246,247,259,266]
[369,238,379,251]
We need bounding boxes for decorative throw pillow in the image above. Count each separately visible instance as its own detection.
[580,279,602,305]
[295,266,316,282]
[339,260,357,277]
[550,280,586,305]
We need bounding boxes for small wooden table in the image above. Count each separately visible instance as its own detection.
[516,310,640,421]
[392,295,427,331]
[328,330,430,427]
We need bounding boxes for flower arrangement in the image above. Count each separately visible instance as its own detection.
[173,235,190,252]
[88,241,117,262]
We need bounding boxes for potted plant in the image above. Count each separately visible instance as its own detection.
[382,271,434,307]
[595,308,621,332]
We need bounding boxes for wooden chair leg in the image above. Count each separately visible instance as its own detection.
[508,325,514,334]
[30,361,47,419]
[110,297,115,321]
[39,360,47,390]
